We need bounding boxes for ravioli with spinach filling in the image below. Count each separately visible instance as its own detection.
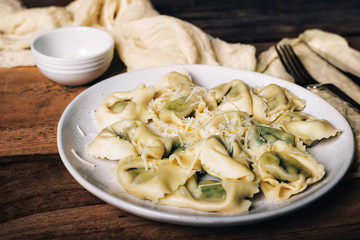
[254,141,325,202]
[159,175,259,213]
[246,125,295,157]
[87,69,338,212]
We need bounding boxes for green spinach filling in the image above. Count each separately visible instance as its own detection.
[260,151,310,182]
[249,125,295,147]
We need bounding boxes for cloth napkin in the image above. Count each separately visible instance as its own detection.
[0,0,256,71]
[1,0,359,178]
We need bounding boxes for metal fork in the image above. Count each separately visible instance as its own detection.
[275,44,360,111]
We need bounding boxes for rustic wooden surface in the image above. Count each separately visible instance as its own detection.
[1,0,360,239]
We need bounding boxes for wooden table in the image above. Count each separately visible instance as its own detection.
[1,0,359,239]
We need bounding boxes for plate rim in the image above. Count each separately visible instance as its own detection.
[57,64,355,226]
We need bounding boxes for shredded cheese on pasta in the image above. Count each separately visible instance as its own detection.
[85,70,340,213]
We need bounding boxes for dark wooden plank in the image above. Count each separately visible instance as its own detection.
[0,67,85,156]
[19,0,360,47]
[20,0,74,7]
[15,0,360,55]
[0,54,125,157]
[1,180,359,239]
[152,0,360,45]
[1,153,359,239]
[0,154,104,223]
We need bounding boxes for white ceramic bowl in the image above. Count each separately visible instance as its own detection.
[37,59,112,86]
[32,46,114,66]
[31,26,114,86]
[33,52,113,71]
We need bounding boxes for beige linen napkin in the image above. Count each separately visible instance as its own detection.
[257,29,360,179]
[0,0,256,71]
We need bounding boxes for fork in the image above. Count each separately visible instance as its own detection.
[275,44,360,111]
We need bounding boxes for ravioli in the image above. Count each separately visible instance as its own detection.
[149,71,214,135]
[116,156,195,202]
[200,111,251,137]
[245,125,296,158]
[88,120,169,161]
[251,84,305,124]
[159,175,259,214]
[86,126,138,160]
[95,84,155,129]
[154,71,193,98]
[253,141,325,202]
[158,94,198,125]
[273,111,341,146]
[87,69,339,213]
[212,80,253,115]
[167,142,202,170]
[200,136,255,181]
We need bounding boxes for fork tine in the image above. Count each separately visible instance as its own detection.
[279,45,302,81]
[284,44,317,85]
[275,44,306,85]
[275,45,289,72]
[275,45,293,76]
[276,44,360,111]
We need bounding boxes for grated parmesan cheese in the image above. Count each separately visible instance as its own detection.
[71,148,96,168]
[86,69,336,212]
[76,125,86,136]
[141,151,148,171]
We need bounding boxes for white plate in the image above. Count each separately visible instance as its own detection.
[57,64,354,226]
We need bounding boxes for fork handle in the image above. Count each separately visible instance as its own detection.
[306,83,359,177]
[308,84,360,176]
[306,83,360,111]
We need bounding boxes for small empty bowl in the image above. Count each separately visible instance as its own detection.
[31,26,114,86]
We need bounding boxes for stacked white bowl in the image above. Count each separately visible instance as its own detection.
[31,27,114,86]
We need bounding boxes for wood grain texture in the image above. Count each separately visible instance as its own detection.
[151,0,360,47]
[0,67,86,156]
[2,0,360,239]
[0,55,125,157]
[1,153,359,239]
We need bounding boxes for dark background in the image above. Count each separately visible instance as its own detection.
[20,0,360,54]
